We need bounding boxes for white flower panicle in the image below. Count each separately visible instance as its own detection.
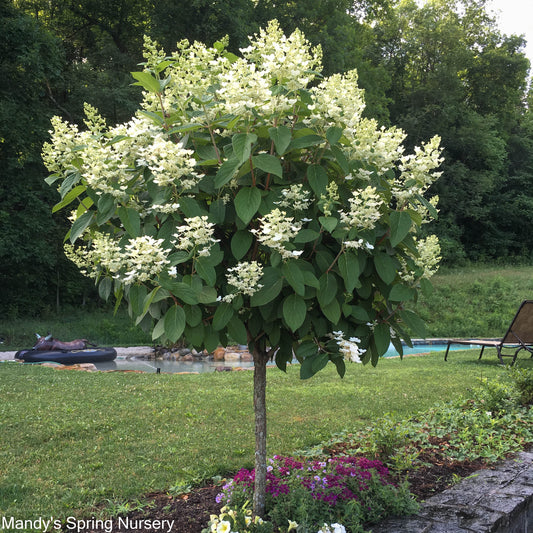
[318,523,347,533]
[277,184,311,211]
[173,216,219,256]
[330,331,365,363]
[122,236,170,283]
[251,208,302,259]
[414,235,441,279]
[136,134,199,189]
[221,261,264,302]
[340,186,384,231]
[64,234,170,284]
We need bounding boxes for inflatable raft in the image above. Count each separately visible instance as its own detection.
[15,347,117,364]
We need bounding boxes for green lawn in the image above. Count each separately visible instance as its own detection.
[1,349,531,521]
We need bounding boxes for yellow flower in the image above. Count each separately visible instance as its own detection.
[288,519,299,531]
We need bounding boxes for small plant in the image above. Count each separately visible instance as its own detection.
[507,367,533,405]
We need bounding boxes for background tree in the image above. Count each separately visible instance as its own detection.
[0,0,95,316]
[43,23,442,518]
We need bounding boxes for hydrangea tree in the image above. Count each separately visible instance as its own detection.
[43,20,442,517]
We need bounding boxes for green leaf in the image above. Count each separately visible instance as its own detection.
[70,211,94,243]
[171,282,199,305]
[185,322,205,347]
[399,310,427,338]
[283,294,307,332]
[198,286,218,304]
[331,145,349,174]
[300,352,328,379]
[118,206,141,237]
[164,305,186,343]
[318,273,338,307]
[131,71,162,93]
[389,284,416,301]
[195,257,216,286]
[252,154,283,178]
[234,187,262,224]
[294,228,320,243]
[232,133,257,164]
[96,194,116,225]
[415,193,439,220]
[204,327,220,353]
[227,316,248,344]
[98,278,113,301]
[268,125,292,155]
[289,135,324,150]
[307,165,328,197]
[326,126,343,145]
[373,323,391,356]
[128,284,147,318]
[152,317,165,341]
[282,261,306,296]
[250,267,283,306]
[231,231,254,260]
[320,298,341,324]
[213,302,234,331]
[338,252,362,292]
[319,216,338,233]
[52,185,86,214]
[374,253,398,284]
[214,157,241,188]
[390,211,413,247]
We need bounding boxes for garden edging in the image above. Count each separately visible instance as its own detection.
[375,449,533,532]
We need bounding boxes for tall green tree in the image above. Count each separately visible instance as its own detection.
[44,22,442,518]
[374,0,530,261]
[0,0,92,316]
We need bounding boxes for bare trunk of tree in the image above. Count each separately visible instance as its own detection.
[252,347,269,518]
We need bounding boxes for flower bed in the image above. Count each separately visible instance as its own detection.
[206,455,418,532]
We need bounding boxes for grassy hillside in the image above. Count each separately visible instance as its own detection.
[412,265,533,338]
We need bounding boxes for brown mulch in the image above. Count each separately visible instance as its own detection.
[79,448,491,533]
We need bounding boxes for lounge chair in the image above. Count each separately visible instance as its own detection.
[445,300,533,365]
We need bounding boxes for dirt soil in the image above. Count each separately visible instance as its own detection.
[79,446,490,533]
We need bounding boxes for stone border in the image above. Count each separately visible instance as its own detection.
[375,450,533,532]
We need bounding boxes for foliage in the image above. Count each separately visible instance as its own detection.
[507,367,533,406]
[314,373,532,473]
[211,455,417,532]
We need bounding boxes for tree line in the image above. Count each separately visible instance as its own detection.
[1,0,531,317]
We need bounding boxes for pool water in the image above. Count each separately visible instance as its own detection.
[91,342,476,374]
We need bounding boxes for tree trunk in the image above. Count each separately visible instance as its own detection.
[252,347,269,518]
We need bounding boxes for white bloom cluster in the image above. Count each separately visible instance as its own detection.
[136,134,200,189]
[64,233,169,284]
[241,20,322,92]
[317,523,346,533]
[340,186,384,231]
[308,70,365,135]
[122,236,170,283]
[42,116,83,174]
[394,136,443,205]
[413,235,441,279]
[173,216,219,256]
[251,208,302,259]
[221,261,264,302]
[330,331,365,363]
[344,239,374,251]
[277,184,311,211]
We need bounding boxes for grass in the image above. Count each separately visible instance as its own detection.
[0,307,152,350]
[412,264,533,337]
[1,350,531,521]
